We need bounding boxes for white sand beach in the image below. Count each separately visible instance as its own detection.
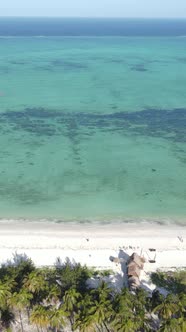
[0,221,185,292]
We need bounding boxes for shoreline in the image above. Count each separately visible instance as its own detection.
[0,216,186,225]
[0,220,185,293]
[0,222,185,272]
[0,221,186,246]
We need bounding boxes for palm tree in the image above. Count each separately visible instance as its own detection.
[88,298,112,332]
[0,307,15,332]
[178,292,186,315]
[111,317,140,332]
[23,271,47,294]
[0,280,16,331]
[74,282,113,332]
[74,315,96,332]
[30,305,50,332]
[113,287,133,314]
[10,290,33,332]
[63,287,82,329]
[150,290,164,312]
[158,317,186,332]
[177,317,186,331]
[111,287,152,332]
[153,295,180,321]
[73,293,96,332]
[23,270,48,306]
[45,284,61,306]
[49,307,68,332]
[88,281,114,332]
[111,288,141,332]
[90,280,113,306]
[0,282,12,309]
[132,288,151,331]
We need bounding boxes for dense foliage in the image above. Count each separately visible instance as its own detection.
[0,253,185,332]
[151,270,186,294]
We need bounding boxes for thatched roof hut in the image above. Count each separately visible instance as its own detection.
[127,252,145,291]
[128,276,140,290]
[127,253,145,269]
[127,264,141,278]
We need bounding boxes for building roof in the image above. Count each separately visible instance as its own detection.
[127,264,141,278]
[127,252,145,269]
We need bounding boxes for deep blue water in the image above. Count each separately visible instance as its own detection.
[1,17,186,36]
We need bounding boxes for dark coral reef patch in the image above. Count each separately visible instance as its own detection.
[130,63,148,72]
[0,107,185,143]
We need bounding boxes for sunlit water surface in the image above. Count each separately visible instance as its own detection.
[0,33,186,223]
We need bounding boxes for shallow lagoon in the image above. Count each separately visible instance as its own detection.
[0,36,185,222]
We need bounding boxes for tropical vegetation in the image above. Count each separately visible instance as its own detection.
[0,253,185,331]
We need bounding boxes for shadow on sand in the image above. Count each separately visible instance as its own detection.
[109,249,130,288]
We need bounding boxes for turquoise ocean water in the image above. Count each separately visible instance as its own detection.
[0,20,186,223]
